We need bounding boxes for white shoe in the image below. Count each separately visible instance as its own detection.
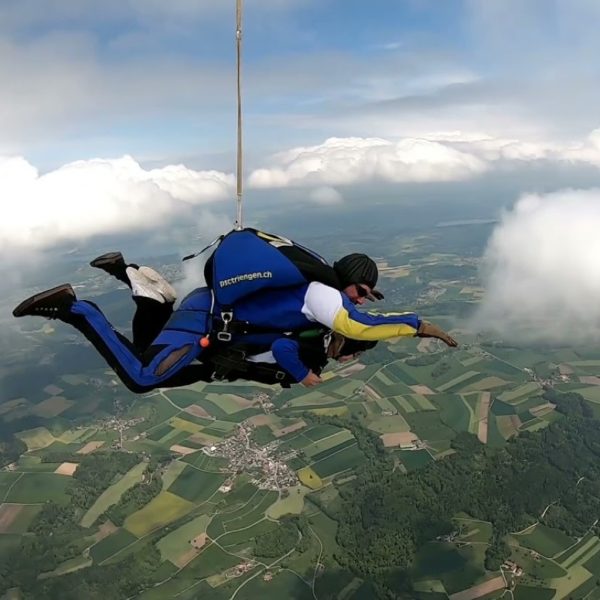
[126,266,177,304]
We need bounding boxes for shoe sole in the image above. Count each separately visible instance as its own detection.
[138,266,177,302]
[12,284,75,318]
[90,251,124,268]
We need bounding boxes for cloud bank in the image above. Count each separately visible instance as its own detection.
[0,155,234,250]
[247,129,600,190]
[474,188,600,343]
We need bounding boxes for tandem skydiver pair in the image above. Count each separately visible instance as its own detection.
[12,228,457,392]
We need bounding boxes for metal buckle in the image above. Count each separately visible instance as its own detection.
[217,310,234,342]
[275,371,286,380]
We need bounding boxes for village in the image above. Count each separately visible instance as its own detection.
[203,421,298,491]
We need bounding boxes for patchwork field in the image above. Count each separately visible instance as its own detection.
[81,461,147,528]
[124,491,195,537]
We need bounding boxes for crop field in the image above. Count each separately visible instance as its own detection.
[311,443,366,477]
[514,524,575,559]
[436,371,482,393]
[5,472,71,504]
[89,528,138,563]
[221,491,278,532]
[303,429,354,458]
[81,461,147,528]
[167,466,228,503]
[168,416,203,434]
[15,426,56,450]
[0,504,41,534]
[404,411,456,442]
[124,491,195,537]
[367,414,410,433]
[31,396,74,418]
[439,394,471,433]
[157,513,212,564]
[498,382,542,404]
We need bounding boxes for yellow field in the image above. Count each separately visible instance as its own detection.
[169,416,202,433]
[124,491,195,537]
[297,467,323,490]
[16,427,55,450]
[57,428,94,444]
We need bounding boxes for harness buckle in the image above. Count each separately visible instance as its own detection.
[217,310,234,342]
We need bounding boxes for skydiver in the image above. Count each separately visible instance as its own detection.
[12,253,377,390]
[12,252,457,393]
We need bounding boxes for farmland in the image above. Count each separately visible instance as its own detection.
[5,223,600,599]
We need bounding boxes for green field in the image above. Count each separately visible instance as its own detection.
[221,490,278,531]
[81,461,147,528]
[439,394,471,432]
[5,473,71,504]
[124,491,195,537]
[303,429,354,458]
[498,382,542,404]
[0,472,22,500]
[311,444,366,477]
[367,415,410,433]
[89,528,138,563]
[514,524,575,558]
[156,513,212,564]
[167,466,227,503]
[411,542,486,596]
[398,449,434,471]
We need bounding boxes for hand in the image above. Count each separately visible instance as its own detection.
[416,321,458,347]
[301,370,323,387]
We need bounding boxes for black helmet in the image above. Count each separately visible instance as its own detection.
[333,253,384,300]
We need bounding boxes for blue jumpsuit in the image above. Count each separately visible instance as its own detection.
[64,282,421,393]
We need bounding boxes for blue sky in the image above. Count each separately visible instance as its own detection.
[2,0,599,169]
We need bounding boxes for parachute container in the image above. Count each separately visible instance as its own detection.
[205,228,340,306]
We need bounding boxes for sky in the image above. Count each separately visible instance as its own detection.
[3,0,600,340]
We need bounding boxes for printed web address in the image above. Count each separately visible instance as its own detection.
[219,272,273,287]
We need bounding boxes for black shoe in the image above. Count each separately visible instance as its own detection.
[90,251,134,285]
[13,284,76,319]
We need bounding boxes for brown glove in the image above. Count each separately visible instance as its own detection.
[416,321,458,347]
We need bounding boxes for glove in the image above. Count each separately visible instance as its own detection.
[416,321,458,347]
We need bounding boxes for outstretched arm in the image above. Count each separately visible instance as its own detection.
[303,282,456,346]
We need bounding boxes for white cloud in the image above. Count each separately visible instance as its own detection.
[247,129,600,190]
[248,136,488,188]
[0,155,234,250]
[309,186,343,205]
[474,188,600,343]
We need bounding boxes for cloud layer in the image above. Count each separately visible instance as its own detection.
[0,155,233,250]
[474,188,600,343]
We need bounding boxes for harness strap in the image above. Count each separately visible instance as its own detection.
[210,347,290,387]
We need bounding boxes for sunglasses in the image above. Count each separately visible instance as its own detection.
[356,284,371,298]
